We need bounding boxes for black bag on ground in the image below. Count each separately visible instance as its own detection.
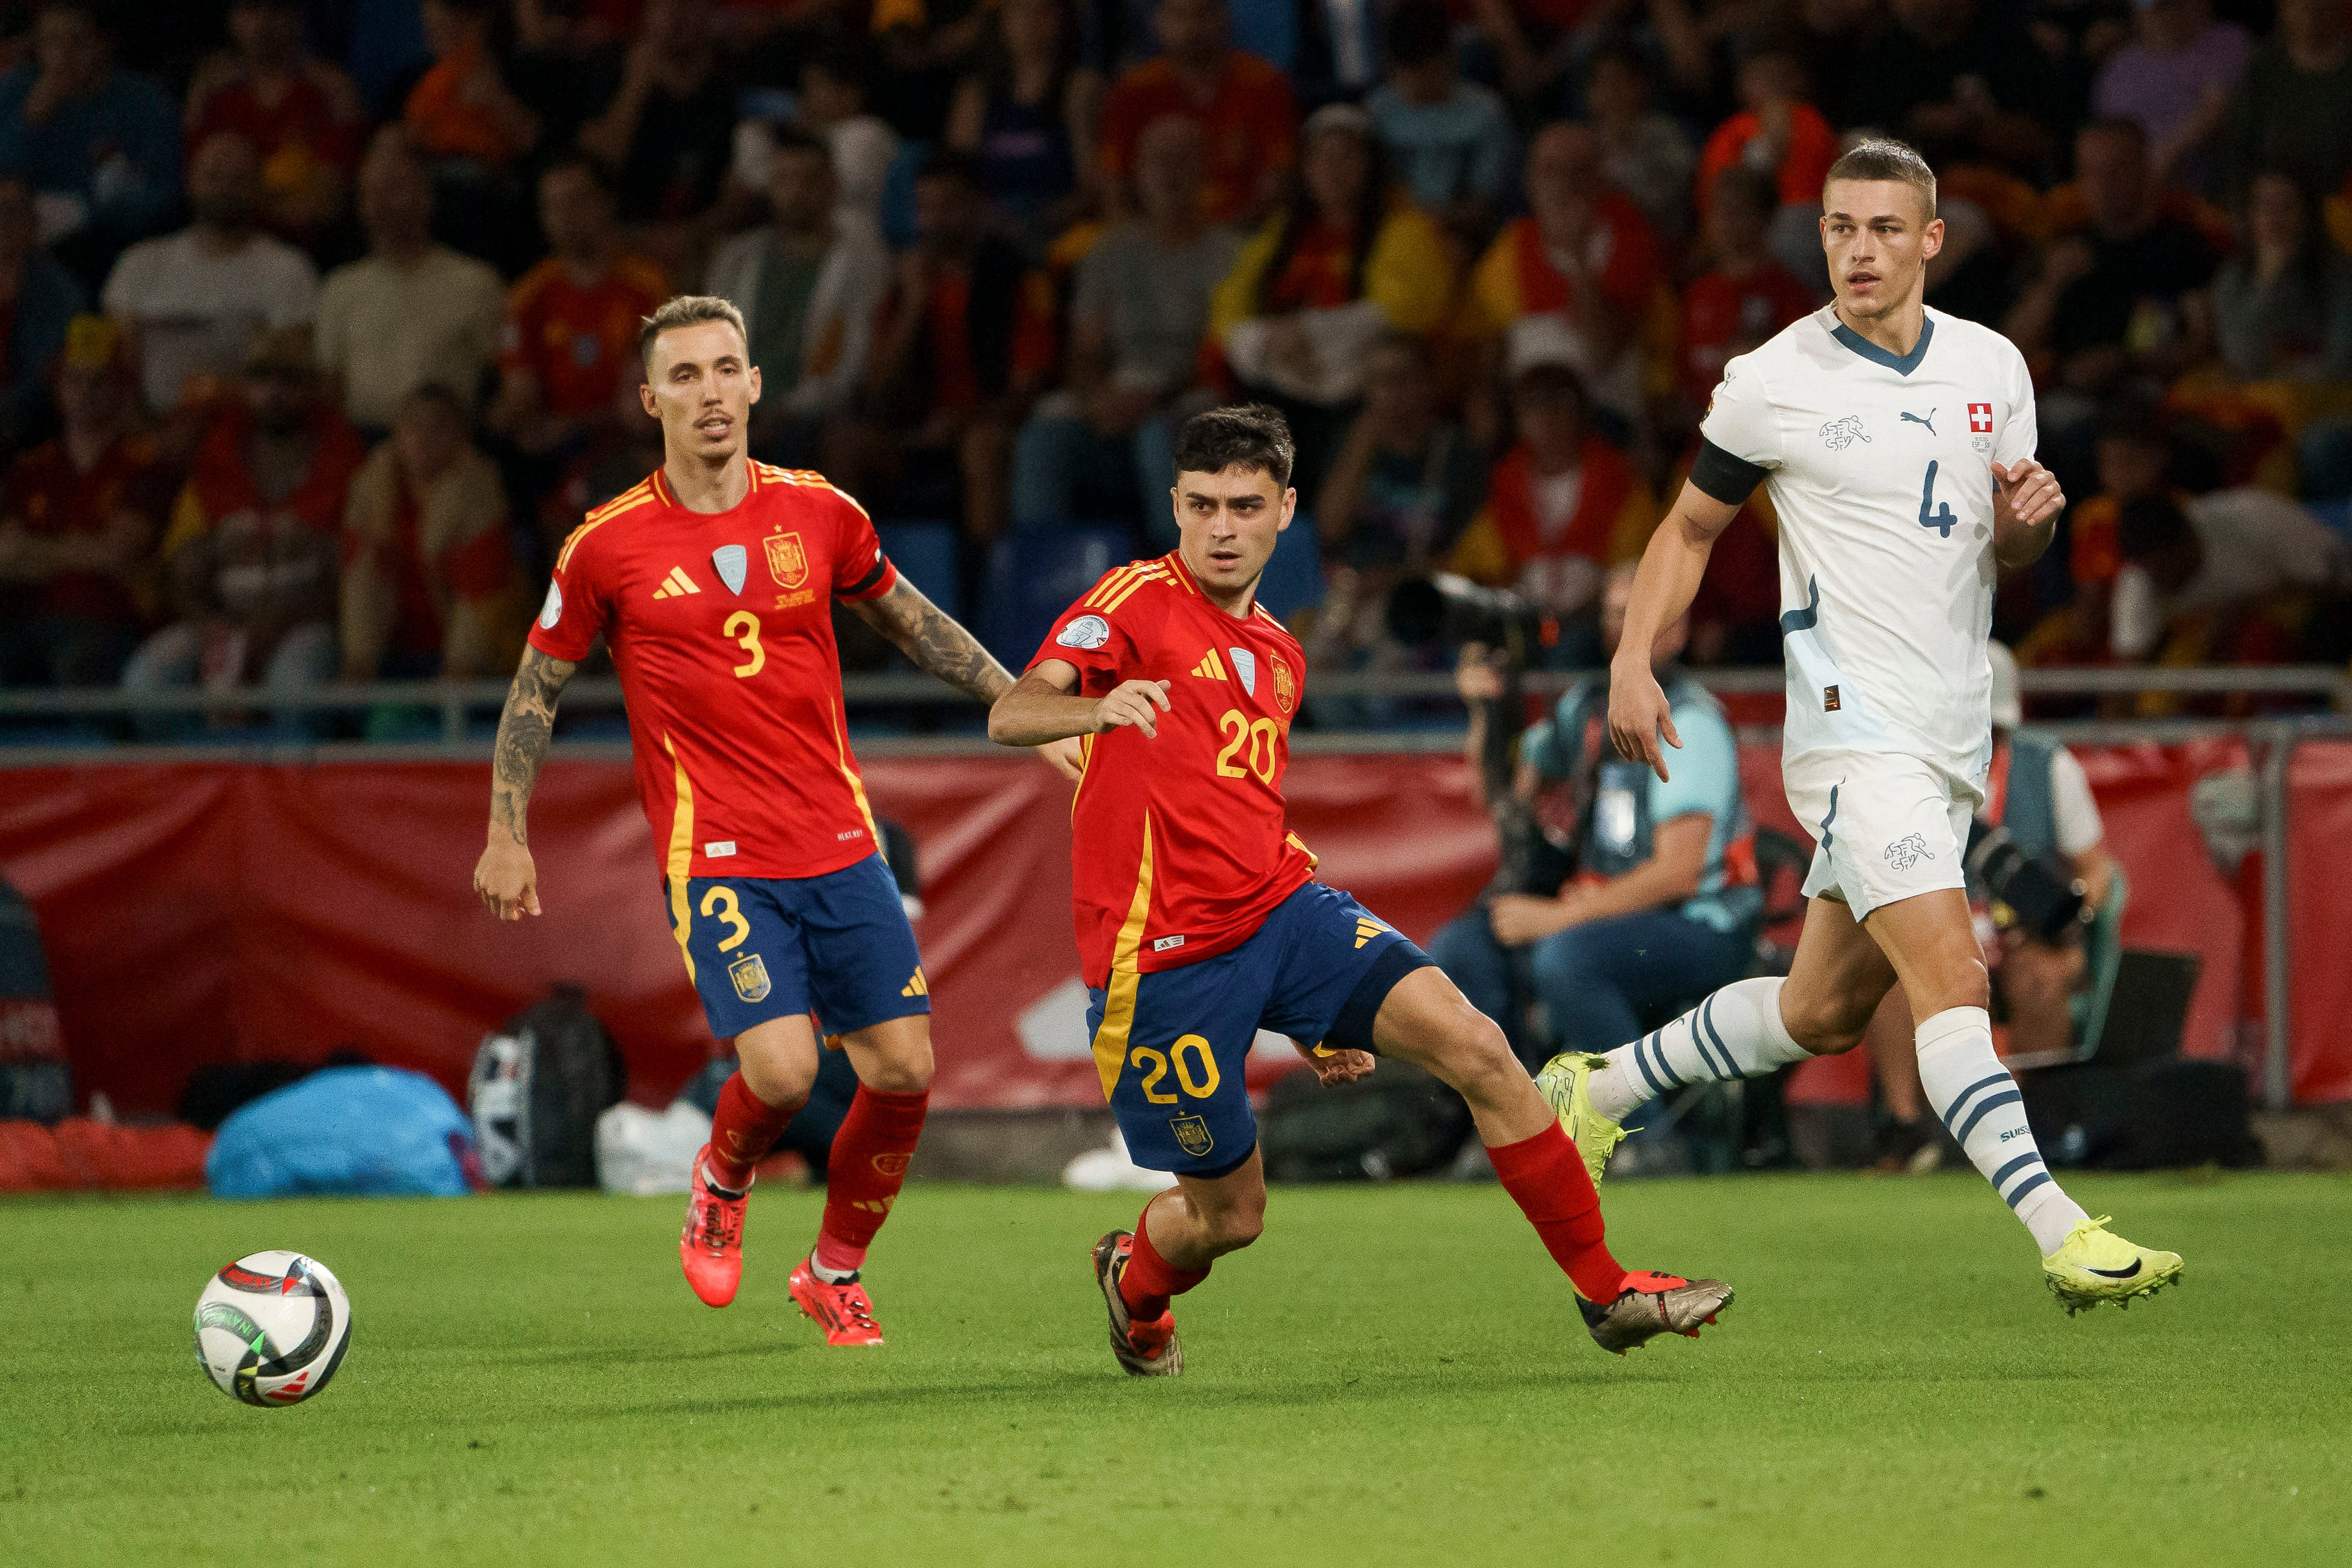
[1258,1058,1473,1183]
[468,985,627,1188]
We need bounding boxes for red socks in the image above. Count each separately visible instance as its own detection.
[1487,1122,1629,1302]
[706,1071,806,1191]
[813,1085,930,1275]
[1117,1203,1208,1321]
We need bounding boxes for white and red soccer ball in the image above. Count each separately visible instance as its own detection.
[192,1251,352,1407]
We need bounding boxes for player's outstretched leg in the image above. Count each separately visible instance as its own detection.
[1092,1153,1262,1376]
[788,1016,933,1346]
[685,1059,811,1308]
[1378,969,1731,1355]
[1538,976,1814,1185]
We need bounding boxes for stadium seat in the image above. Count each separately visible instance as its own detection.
[1254,510,1326,622]
[877,522,962,621]
[977,525,1138,665]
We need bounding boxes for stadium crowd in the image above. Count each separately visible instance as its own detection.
[0,0,2348,722]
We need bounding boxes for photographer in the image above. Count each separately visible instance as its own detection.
[1428,565,1756,1069]
[1867,643,2120,1162]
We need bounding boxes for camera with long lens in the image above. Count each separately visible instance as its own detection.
[1386,573,1553,659]
[1964,817,2086,942]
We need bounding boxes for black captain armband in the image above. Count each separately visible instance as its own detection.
[842,553,891,599]
[1688,438,1771,507]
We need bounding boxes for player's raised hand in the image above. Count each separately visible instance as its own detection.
[474,837,541,920]
[1991,458,2065,528]
[1093,679,1172,738]
[1607,665,1681,783]
[1295,1040,1375,1087]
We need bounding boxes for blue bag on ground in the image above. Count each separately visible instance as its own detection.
[207,1066,477,1198]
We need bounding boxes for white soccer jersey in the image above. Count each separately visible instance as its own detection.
[1693,304,2037,785]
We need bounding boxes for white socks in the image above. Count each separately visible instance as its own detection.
[1915,1006,2087,1255]
[1586,978,1813,1122]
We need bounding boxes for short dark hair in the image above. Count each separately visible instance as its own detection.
[1174,403,1295,489]
[1712,165,1779,222]
[1824,137,1936,218]
[1384,0,1452,67]
[637,294,749,371]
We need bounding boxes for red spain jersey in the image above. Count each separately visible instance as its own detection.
[1032,551,1316,990]
[527,461,897,884]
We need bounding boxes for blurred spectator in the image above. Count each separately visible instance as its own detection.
[0,3,180,275]
[1099,0,1297,225]
[2111,488,2351,670]
[1309,331,1483,673]
[1844,0,2060,172]
[1429,565,1754,1068]
[184,0,364,243]
[339,383,521,682]
[2089,0,2250,192]
[1211,103,1455,493]
[1458,123,1660,440]
[1366,1,1511,240]
[123,326,364,721]
[2219,0,2352,202]
[843,152,1055,542]
[1695,51,1839,223]
[404,0,542,170]
[315,135,507,435]
[0,316,169,688]
[100,131,319,418]
[947,0,1105,248]
[1584,45,1695,246]
[1447,360,1656,661]
[704,126,888,465]
[2209,171,2352,382]
[1468,0,1592,110]
[2006,118,2218,403]
[488,158,669,458]
[577,0,735,233]
[1010,115,1236,539]
[800,37,900,235]
[0,172,85,449]
[2016,403,2172,664]
[1678,167,1815,408]
[2025,0,2136,133]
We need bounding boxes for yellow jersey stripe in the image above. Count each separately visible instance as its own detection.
[1285,831,1319,870]
[1084,566,1140,608]
[586,478,652,524]
[1089,813,1156,1101]
[823,696,881,849]
[1162,553,1196,593]
[557,488,656,572]
[662,737,698,983]
[1100,569,1165,614]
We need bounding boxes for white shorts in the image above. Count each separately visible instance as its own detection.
[1785,750,1982,922]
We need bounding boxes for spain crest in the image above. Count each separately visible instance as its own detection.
[1169,1115,1214,1158]
[1270,654,1295,714]
[764,531,809,590]
[728,952,772,1003]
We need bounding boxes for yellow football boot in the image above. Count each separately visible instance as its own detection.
[1535,1052,1627,1187]
[2042,1216,2183,1314]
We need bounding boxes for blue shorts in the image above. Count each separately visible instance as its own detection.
[665,854,929,1041]
[1087,881,1431,1175]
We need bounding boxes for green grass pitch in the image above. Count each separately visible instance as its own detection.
[6,1171,2348,1567]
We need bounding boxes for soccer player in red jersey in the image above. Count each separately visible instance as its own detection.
[474,295,1064,1346]
[989,405,1733,1373]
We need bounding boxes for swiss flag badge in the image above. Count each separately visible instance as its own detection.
[1968,402,1994,433]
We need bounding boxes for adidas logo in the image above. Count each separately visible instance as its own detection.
[1191,649,1228,681]
[1353,917,1389,950]
[652,566,702,599]
[900,969,929,998]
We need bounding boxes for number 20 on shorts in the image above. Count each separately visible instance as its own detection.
[1131,1035,1223,1103]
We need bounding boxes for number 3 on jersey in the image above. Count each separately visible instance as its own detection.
[722,610,764,676]
[1918,461,1957,539]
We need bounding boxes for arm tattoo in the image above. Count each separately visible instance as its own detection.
[488,646,576,844]
[852,577,1014,704]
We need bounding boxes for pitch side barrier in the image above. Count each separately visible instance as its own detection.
[1,668,2345,1113]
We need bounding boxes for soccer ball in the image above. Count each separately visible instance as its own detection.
[192,1251,353,1407]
